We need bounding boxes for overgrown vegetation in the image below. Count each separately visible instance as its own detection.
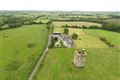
[100,37,115,47]
[64,28,69,34]
[71,33,78,40]
[101,22,120,33]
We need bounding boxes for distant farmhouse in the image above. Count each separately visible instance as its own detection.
[52,32,74,48]
[52,32,61,39]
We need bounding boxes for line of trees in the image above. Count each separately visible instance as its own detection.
[101,23,120,33]
[62,23,120,33]
[0,15,35,30]
[52,18,107,24]
[0,15,52,31]
[8,17,24,28]
[100,37,115,47]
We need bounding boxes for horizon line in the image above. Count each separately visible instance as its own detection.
[0,10,120,12]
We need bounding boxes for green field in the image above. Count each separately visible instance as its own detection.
[0,11,120,80]
[36,48,120,80]
[54,28,108,48]
[83,29,120,47]
[105,19,120,24]
[0,24,49,80]
[36,27,120,80]
[52,21,102,27]
[65,15,110,19]
[34,19,50,23]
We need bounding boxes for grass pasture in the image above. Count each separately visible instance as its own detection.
[0,24,49,80]
[52,21,102,27]
[54,28,108,48]
[36,48,120,80]
[65,15,110,19]
[34,19,50,23]
[105,19,120,24]
[83,29,120,47]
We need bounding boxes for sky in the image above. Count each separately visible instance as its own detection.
[0,0,120,11]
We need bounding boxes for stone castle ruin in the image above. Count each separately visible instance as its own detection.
[73,49,87,67]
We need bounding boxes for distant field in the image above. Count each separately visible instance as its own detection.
[52,21,102,27]
[0,24,48,80]
[34,19,50,23]
[105,19,120,24]
[54,28,108,48]
[64,15,110,18]
[83,29,120,47]
[36,48,120,80]
[53,17,71,20]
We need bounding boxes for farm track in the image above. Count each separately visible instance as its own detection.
[28,33,51,80]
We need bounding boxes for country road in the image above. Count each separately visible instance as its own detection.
[28,34,51,80]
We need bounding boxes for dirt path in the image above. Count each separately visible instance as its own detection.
[28,34,51,80]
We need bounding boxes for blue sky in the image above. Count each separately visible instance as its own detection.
[0,0,120,11]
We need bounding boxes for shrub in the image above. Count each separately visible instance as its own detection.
[82,25,87,29]
[100,37,115,48]
[46,25,50,31]
[72,33,78,40]
[49,40,55,48]
[49,37,60,48]
[100,37,107,42]
[64,28,69,34]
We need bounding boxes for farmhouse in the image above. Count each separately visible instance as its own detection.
[52,32,61,39]
[52,32,74,48]
[61,35,74,48]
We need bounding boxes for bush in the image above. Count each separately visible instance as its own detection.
[100,37,107,42]
[64,28,69,34]
[82,25,88,29]
[72,33,78,40]
[49,40,55,48]
[49,37,60,48]
[88,25,99,29]
[100,37,115,48]
[46,25,50,31]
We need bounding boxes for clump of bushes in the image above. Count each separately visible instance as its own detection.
[100,37,115,47]
[24,21,43,25]
[101,23,120,33]
[72,33,78,40]
[5,60,22,71]
[49,37,59,48]
[82,25,99,29]
[64,28,69,34]
[49,40,55,48]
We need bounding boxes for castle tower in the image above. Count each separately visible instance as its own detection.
[73,49,87,67]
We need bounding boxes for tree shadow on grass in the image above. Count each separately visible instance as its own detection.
[5,60,22,71]
[27,43,37,48]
